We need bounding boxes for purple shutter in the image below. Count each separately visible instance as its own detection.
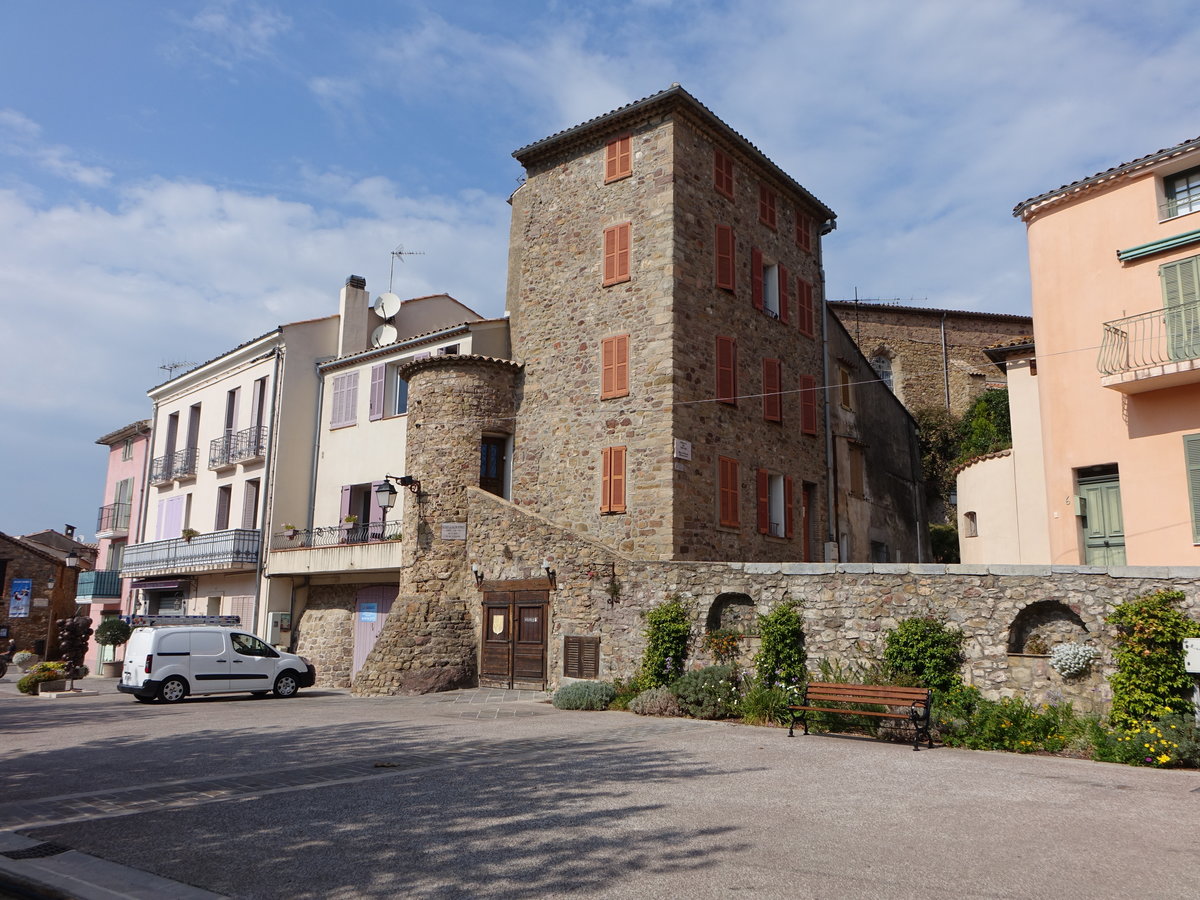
[369,365,385,421]
[340,485,352,520]
[369,481,384,523]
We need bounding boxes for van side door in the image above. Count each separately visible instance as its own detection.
[189,630,230,693]
[229,632,279,691]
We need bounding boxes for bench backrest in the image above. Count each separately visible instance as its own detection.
[804,682,930,706]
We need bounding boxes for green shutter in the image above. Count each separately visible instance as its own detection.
[1185,434,1200,543]
[1161,256,1200,360]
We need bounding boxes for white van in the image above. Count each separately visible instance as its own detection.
[118,625,317,703]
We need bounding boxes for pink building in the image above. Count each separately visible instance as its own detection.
[960,135,1200,565]
[76,419,150,669]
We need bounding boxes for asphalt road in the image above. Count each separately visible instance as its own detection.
[1,675,1198,899]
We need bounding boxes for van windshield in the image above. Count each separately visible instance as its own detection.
[231,633,276,658]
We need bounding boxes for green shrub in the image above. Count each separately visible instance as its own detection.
[883,616,964,693]
[552,681,616,711]
[637,595,693,689]
[17,661,66,695]
[738,679,791,726]
[753,600,806,690]
[628,686,684,717]
[608,677,642,711]
[12,651,38,671]
[1107,589,1200,729]
[672,665,739,719]
[94,617,132,649]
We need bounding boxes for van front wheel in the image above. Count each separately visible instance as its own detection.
[273,672,299,698]
[158,677,188,704]
[134,695,156,704]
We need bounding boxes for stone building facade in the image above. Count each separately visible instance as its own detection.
[827,300,1032,416]
[0,532,84,660]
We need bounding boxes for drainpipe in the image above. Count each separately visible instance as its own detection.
[252,344,284,635]
[822,295,837,559]
[131,401,159,616]
[941,312,951,410]
[306,363,326,532]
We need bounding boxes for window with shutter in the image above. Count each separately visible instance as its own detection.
[563,636,601,679]
[751,247,764,311]
[603,223,631,285]
[600,335,630,399]
[763,358,782,422]
[1160,255,1200,361]
[797,278,815,337]
[719,456,740,527]
[716,336,737,405]
[800,374,818,435]
[714,147,734,198]
[1165,166,1200,218]
[330,372,358,428]
[1185,434,1200,542]
[757,468,770,534]
[215,485,231,531]
[715,224,736,290]
[759,184,777,229]
[779,264,790,324]
[601,446,627,513]
[795,212,813,252]
[368,365,385,421]
[605,134,632,183]
[242,479,260,529]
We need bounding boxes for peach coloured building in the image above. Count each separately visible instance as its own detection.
[961,134,1200,565]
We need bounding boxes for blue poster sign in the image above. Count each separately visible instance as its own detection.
[9,579,32,618]
[359,602,378,623]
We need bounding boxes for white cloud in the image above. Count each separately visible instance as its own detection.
[0,108,112,187]
[169,0,292,70]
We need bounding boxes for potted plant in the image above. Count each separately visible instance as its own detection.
[94,617,133,678]
[18,661,68,695]
[342,515,358,525]
[181,527,200,542]
[281,523,298,539]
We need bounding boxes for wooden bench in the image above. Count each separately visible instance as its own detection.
[787,682,933,751]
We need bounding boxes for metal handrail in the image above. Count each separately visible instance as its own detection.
[121,528,261,575]
[209,425,268,469]
[151,447,199,482]
[96,502,131,532]
[1098,299,1200,375]
[271,519,402,551]
[76,570,122,599]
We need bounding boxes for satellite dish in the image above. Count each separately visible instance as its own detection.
[371,323,398,348]
[373,292,401,319]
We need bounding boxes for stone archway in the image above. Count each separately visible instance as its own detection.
[1007,600,1088,653]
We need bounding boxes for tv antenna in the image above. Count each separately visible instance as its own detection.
[159,360,197,378]
[388,243,424,292]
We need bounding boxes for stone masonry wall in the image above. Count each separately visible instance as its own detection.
[294,584,356,688]
[352,358,519,695]
[469,486,1199,711]
[828,302,1032,416]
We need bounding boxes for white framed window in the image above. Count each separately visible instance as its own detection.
[1164,165,1200,219]
[964,511,978,537]
[329,372,358,428]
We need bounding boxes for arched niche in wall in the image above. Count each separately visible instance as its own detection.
[706,592,757,635]
[1007,600,1088,654]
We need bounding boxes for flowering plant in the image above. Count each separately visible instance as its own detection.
[1048,642,1098,679]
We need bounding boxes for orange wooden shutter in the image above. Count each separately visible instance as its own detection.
[601,338,615,397]
[716,336,737,404]
[601,447,626,512]
[759,185,776,228]
[784,476,794,538]
[798,278,814,336]
[715,225,735,290]
[779,264,790,324]
[603,223,631,285]
[719,456,739,527]
[601,447,612,512]
[605,135,631,182]
[614,334,628,397]
[763,358,782,421]
[756,468,770,534]
[751,247,763,310]
[800,374,818,435]
[796,212,812,251]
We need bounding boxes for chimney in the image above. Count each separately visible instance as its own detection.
[338,275,371,356]
[64,524,76,539]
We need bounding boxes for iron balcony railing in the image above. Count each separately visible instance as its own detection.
[1098,299,1200,376]
[150,447,199,484]
[208,425,268,469]
[121,528,261,575]
[96,501,131,533]
[270,519,402,551]
[75,569,122,599]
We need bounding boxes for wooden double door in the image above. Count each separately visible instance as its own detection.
[480,590,548,688]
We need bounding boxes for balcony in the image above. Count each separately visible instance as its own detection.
[150,448,199,484]
[1098,299,1200,393]
[75,570,122,601]
[96,502,131,537]
[209,425,268,470]
[268,520,403,577]
[120,528,260,578]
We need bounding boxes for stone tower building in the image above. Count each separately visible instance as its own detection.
[506,85,837,563]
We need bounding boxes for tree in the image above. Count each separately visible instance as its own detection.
[957,389,1011,463]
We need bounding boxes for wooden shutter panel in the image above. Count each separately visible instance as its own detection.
[715,225,735,290]
[1186,434,1200,543]
[800,374,818,435]
[605,135,631,182]
[763,358,782,421]
[751,247,763,310]
[716,336,736,404]
[611,446,626,512]
[339,484,352,520]
[369,365,385,421]
[784,476,795,539]
[614,334,628,396]
[719,456,739,527]
[564,636,600,679]
[241,480,260,530]
[601,338,615,397]
[798,278,815,336]
[1161,256,1200,360]
[601,448,612,512]
[215,486,231,531]
[604,223,631,285]
[756,468,770,534]
[779,264,790,324]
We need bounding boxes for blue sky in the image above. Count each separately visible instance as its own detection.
[2,0,1198,538]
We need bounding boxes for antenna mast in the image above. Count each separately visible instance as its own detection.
[159,360,197,378]
[389,243,425,292]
